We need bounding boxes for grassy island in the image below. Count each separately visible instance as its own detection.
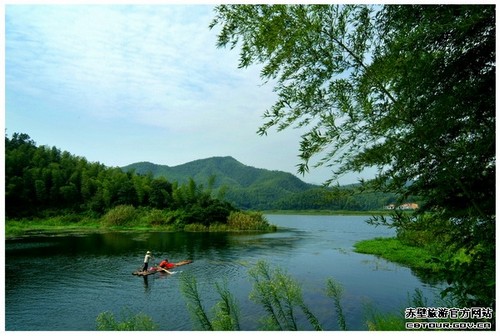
[5,207,276,239]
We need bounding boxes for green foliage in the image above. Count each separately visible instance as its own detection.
[438,244,495,309]
[180,273,242,331]
[211,4,494,216]
[365,312,405,331]
[5,218,101,238]
[369,211,495,308]
[364,289,428,331]
[183,223,209,232]
[227,211,276,231]
[180,261,325,331]
[101,205,137,227]
[96,309,158,331]
[370,211,454,256]
[325,278,347,331]
[207,223,229,231]
[212,280,241,331]
[354,237,442,272]
[211,4,495,309]
[5,133,240,230]
[179,272,214,331]
[143,208,169,226]
[180,260,477,331]
[248,260,323,331]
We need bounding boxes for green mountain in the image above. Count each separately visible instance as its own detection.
[122,157,317,209]
[122,157,400,211]
[123,156,313,189]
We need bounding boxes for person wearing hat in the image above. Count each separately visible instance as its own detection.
[142,251,153,272]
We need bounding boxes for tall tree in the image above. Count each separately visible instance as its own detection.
[210,5,495,307]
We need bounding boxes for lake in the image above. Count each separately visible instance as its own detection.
[5,214,443,331]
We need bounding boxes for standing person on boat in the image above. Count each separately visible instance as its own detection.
[142,251,153,271]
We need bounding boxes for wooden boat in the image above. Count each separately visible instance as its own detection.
[132,260,193,276]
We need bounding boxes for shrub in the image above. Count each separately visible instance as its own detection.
[248,260,323,331]
[96,309,158,331]
[227,211,276,231]
[208,223,229,232]
[59,212,85,223]
[364,289,427,331]
[145,209,169,226]
[326,278,347,331]
[184,223,208,232]
[101,205,137,227]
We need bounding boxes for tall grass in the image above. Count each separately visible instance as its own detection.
[179,272,214,330]
[96,308,158,331]
[326,278,347,331]
[179,261,329,331]
[179,273,241,331]
[212,280,241,330]
[248,260,323,331]
[364,288,428,331]
[227,211,277,231]
[7,208,277,238]
[5,218,101,238]
[101,205,138,227]
[183,223,210,232]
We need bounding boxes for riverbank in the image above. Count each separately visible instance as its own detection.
[5,210,277,239]
[5,210,389,239]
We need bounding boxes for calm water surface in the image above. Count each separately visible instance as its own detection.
[5,215,442,331]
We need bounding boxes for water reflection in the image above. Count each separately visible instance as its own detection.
[143,275,149,291]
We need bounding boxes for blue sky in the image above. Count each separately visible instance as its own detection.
[5,4,371,185]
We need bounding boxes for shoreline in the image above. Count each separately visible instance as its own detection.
[4,219,275,239]
[5,210,391,239]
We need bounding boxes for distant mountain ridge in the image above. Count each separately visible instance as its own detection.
[122,157,317,209]
[122,156,398,211]
[122,156,315,191]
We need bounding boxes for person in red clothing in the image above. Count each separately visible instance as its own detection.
[158,259,175,271]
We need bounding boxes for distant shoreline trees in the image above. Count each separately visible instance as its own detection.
[5,133,236,228]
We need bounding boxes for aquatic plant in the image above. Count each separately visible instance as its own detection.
[179,272,214,331]
[325,278,347,330]
[96,308,158,331]
[180,260,324,331]
[179,273,241,331]
[248,260,323,331]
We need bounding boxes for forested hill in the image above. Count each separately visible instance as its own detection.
[122,157,315,191]
[122,158,398,210]
[122,157,319,209]
[5,133,237,223]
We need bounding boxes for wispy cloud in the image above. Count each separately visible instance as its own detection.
[7,5,262,124]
